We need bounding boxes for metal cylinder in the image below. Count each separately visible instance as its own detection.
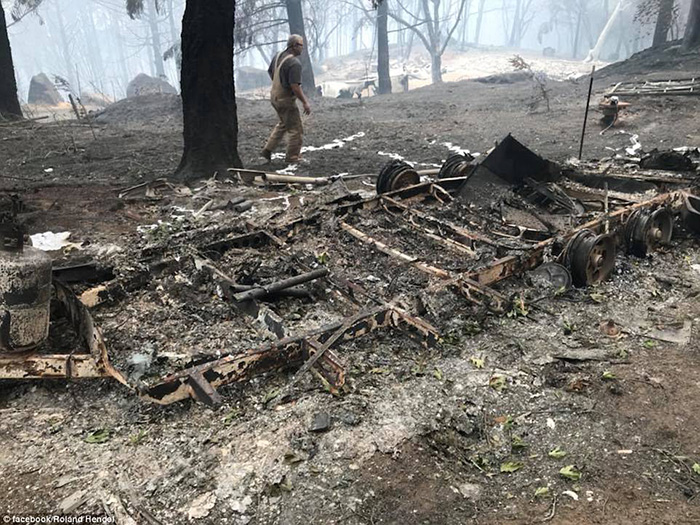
[0,246,52,354]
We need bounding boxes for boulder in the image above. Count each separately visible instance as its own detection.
[28,73,63,105]
[236,66,270,92]
[126,73,177,98]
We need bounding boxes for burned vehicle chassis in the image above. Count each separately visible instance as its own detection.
[1,140,698,406]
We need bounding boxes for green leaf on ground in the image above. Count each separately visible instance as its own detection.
[534,486,550,497]
[84,429,111,444]
[369,367,390,375]
[602,370,616,380]
[469,356,485,369]
[693,463,700,475]
[643,340,657,349]
[512,435,528,450]
[433,367,444,381]
[128,429,148,446]
[500,461,524,473]
[263,389,280,405]
[489,374,506,392]
[559,465,581,481]
[223,409,240,425]
[548,446,567,459]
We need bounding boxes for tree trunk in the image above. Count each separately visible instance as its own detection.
[377,0,392,94]
[285,0,316,96]
[431,51,442,83]
[174,0,242,182]
[584,0,626,62]
[0,4,22,119]
[572,7,583,57]
[683,0,700,49]
[147,0,166,77]
[55,2,79,92]
[474,0,486,44]
[653,0,674,46]
[509,0,522,46]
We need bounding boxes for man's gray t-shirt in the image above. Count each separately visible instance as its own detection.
[268,51,302,92]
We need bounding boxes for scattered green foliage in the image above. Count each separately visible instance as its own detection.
[84,429,111,444]
[534,486,550,497]
[500,461,524,473]
[128,429,148,446]
[507,296,529,318]
[602,370,616,381]
[548,446,567,459]
[559,465,581,481]
[433,368,444,381]
[512,435,528,450]
[562,319,576,335]
[693,463,700,475]
[223,408,241,425]
[469,356,485,369]
[589,292,605,303]
[315,251,329,264]
[369,367,390,375]
[489,374,507,392]
[643,340,657,349]
[263,388,280,405]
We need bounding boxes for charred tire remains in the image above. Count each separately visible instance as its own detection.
[376,159,420,194]
[564,229,617,287]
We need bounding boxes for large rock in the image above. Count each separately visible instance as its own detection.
[126,73,177,98]
[236,66,270,92]
[28,73,63,105]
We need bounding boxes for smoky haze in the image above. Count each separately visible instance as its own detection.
[5,0,692,104]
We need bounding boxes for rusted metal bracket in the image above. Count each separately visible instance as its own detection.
[337,177,470,215]
[339,221,507,311]
[0,354,107,379]
[137,305,439,405]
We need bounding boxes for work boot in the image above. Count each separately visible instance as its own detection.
[260,148,272,162]
[286,156,305,164]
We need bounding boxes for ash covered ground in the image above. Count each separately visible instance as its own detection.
[1,49,700,525]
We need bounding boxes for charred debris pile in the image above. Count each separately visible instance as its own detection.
[1,135,698,406]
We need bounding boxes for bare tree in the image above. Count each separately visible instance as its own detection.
[376,0,392,93]
[388,0,468,83]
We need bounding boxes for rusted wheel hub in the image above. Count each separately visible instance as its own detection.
[438,152,475,179]
[563,229,616,287]
[625,207,673,257]
[376,160,420,194]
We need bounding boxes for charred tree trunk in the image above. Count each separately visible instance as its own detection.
[285,0,316,96]
[174,0,242,182]
[653,0,674,46]
[0,4,22,120]
[377,0,392,94]
[683,0,700,49]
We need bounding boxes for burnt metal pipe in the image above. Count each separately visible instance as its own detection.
[233,268,329,302]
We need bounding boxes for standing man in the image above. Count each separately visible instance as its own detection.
[261,35,312,164]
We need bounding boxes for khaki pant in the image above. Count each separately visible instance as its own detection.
[264,95,303,161]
